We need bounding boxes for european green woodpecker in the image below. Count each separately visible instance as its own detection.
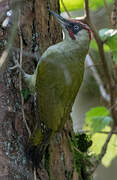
[18,11,91,167]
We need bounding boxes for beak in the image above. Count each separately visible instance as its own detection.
[49,10,92,40]
[49,10,70,27]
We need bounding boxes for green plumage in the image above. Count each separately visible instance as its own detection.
[36,37,87,132]
[25,12,90,167]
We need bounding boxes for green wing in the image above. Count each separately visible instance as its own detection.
[36,46,85,131]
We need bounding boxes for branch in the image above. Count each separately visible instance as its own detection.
[111,0,117,28]
[0,50,9,71]
[88,124,115,175]
[18,10,37,180]
[103,0,112,27]
[84,0,117,125]
[0,10,18,72]
[34,168,37,180]
[61,0,71,18]
[86,54,110,102]
[11,47,40,59]
[18,12,31,137]
[98,125,115,161]
[78,129,117,135]
[84,0,90,20]
[83,0,117,175]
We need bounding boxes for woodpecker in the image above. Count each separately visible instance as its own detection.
[16,11,91,167]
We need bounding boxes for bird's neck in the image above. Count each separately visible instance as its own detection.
[61,37,89,57]
[62,29,90,53]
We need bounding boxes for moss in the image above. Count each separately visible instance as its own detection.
[68,133,92,180]
[30,128,43,145]
[75,133,92,153]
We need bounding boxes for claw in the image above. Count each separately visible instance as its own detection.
[10,53,36,94]
[10,63,25,76]
[10,57,26,76]
[9,64,19,70]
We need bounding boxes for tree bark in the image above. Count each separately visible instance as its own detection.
[32,1,76,179]
[0,0,90,179]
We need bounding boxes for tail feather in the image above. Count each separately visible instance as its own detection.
[26,128,52,168]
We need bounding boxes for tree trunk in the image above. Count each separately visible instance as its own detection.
[34,0,76,179]
[0,0,91,179]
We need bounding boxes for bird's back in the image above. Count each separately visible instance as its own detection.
[36,39,88,132]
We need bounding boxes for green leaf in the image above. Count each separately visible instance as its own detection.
[85,106,112,133]
[99,28,110,41]
[99,28,117,50]
[112,50,117,64]
[99,28,117,63]
[90,126,117,167]
[103,44,110,52]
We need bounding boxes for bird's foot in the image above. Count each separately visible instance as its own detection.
[10,54,26,76]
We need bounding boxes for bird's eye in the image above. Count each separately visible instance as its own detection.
[74,25,79,31]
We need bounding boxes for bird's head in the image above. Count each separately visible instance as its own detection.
[49,10,92,43]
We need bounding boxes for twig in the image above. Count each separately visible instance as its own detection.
[84,0,90,20]
[0,50,9,70]
[88,124,115,175]
[83,0,117,175]
[73,146,83,154]
[18,14,31,137]
[34,168,37,180]
[61,0,71,18]
[0,10,18,72]
[103,0,112,27]
[18,12,37,180]
[78,129,117,135]
[84,0,117,125]
[111,0,117,28]
[86,54,110,102]
[11,47,40,59]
